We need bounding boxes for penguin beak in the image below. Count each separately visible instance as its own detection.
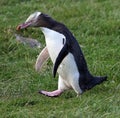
[16,21,32,30]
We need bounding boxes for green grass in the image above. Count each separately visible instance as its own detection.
[0,0,120,117]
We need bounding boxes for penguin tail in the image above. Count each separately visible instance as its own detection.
[86,76,107,90]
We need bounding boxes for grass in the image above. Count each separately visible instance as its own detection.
[0,0,120,117]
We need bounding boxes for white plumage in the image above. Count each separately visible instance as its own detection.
[41,27,83,94]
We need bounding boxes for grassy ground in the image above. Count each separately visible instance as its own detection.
[0,0,120,118]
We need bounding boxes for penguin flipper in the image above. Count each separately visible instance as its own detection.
[53,43,69,77]
[35,46,49,71]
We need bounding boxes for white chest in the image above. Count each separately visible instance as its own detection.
[41,27,65,63]
[41,27,79,79]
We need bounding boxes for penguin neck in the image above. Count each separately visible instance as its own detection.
[39,14,58,30]
[40,27,65,42]
[41,27,51,34]
[40,20,64,37]
[41,27,56,37]
[39,15,65,35]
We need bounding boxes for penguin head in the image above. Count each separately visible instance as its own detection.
[16,11,54,30]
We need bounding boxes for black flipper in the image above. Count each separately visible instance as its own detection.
[53,43,69,78]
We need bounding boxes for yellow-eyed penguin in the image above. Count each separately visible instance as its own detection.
[17,12,107,97]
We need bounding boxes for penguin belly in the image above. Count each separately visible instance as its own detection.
[41,27,83,94]
[58,53,83,94]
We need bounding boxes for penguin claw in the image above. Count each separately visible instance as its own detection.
[39,90,63,97]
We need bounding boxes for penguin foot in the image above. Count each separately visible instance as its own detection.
[39,89,63,97]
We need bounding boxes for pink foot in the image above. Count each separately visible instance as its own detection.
[39,89,63,97]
